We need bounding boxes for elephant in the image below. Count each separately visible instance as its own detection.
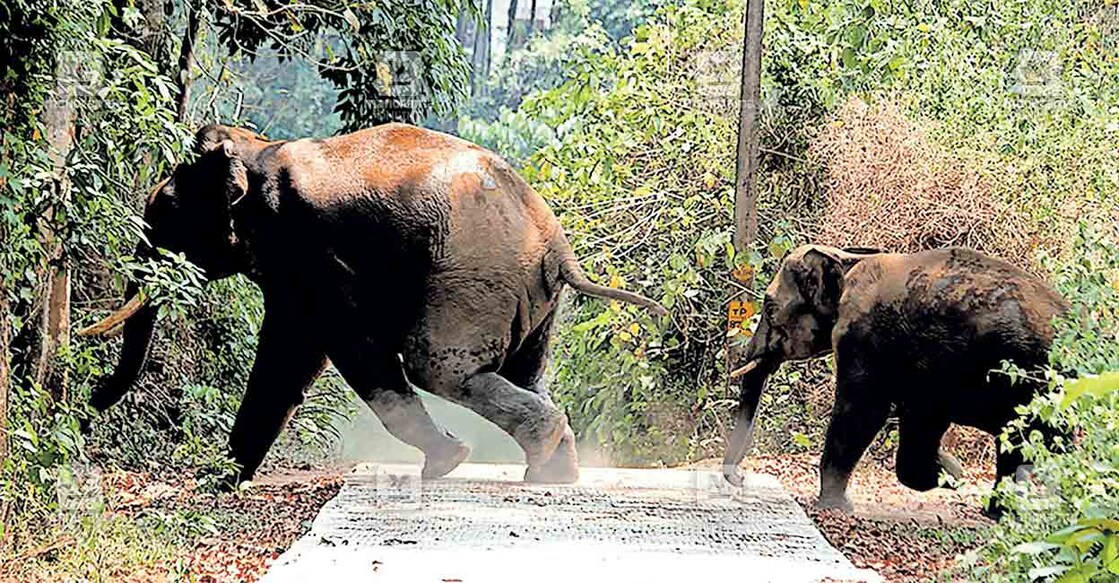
[720,244,1067,516]
[81,123,666,486]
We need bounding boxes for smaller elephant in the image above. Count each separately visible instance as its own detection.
[722,245,1067,516]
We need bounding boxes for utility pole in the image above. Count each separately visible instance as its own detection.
[733,0,764,256]
[729,0,764,370]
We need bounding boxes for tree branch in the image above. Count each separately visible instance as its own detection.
[175,0,204,122]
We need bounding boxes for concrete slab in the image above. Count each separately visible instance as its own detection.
[262,463,880,583]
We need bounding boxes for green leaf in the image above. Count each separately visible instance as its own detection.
[1104,534,1119,574]
[1060,372,1119,409]
[1055,565,1098,583]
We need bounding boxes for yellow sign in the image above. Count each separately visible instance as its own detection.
[727,300,756,324]
[732,264,754,284]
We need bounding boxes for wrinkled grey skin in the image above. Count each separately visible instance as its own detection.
[722,245,1066,518]
[86,124,664,487]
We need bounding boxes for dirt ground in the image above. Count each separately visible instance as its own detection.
[719,454,992,582]
[102,468,344,582]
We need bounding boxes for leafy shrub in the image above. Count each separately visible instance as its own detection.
[962,226,1119,581]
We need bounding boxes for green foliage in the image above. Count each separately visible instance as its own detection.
[456,29,611,162]
[194,43,345,140]
[2,0,188,512]
[0,0,361,550]
[558,0,667,42]
[507,0,818,464]
[765,0,1119,233]
[961,227,1119,581]
[211,0,476,127]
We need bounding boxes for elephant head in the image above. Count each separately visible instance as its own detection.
[722,244,880,485]
[81,126,265,413]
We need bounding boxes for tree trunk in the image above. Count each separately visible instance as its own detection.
[33,81,75,401]
[175,0,203,121]
[729,0,764,371]
[141,0,169,62]
[0,265,10,466]
[506,0,521,51]
[527,0,538,39]
[456,10,474,49]
[471,0,494,96]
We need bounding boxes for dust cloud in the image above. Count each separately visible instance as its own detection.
[336,390,522,464]
[333,390,616,468]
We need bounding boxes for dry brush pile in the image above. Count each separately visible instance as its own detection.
[809,96,1040,273]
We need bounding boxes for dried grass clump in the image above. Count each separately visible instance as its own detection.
[810,97,1037,270]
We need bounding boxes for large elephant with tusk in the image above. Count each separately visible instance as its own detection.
[722,245,1067,517]
[83,123,665,486]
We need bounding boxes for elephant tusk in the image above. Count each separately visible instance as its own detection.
[146,177,171,204]
[77,294,147,337]
[729,359,760,379]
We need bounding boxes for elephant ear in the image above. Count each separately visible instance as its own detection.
[219,140,249,207]
[797,246,849,313]
[195,124,269,156]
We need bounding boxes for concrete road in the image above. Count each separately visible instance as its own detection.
[262,463,880,583]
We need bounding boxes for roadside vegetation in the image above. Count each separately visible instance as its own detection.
[2,0,1117,580]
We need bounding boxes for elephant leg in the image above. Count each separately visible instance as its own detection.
[499,312,578,483]
[405,345,566,473]
[329,346,469,479]
[818,361,891,511]
[983,441,1028,520]
[498,311,555,396]
[895,413,950,491]
[404,283,566,477]
[455,371,567,470]
[227,312,327,485]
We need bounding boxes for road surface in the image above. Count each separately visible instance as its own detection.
[262,463,880,582]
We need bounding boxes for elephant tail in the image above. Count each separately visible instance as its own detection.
[551,233,667,316]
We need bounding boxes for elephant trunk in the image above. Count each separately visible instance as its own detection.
[722,322,780,486]
[83,240,162,415]
[88,281,157,413]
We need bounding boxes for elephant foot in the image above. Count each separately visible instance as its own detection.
[816,492,854,513]
[524,426,579,484]
[515,409,567,469]
[982,498,1006,521]
[937,448,964,483]
[422,440,471,480]
[199,465,244,494]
